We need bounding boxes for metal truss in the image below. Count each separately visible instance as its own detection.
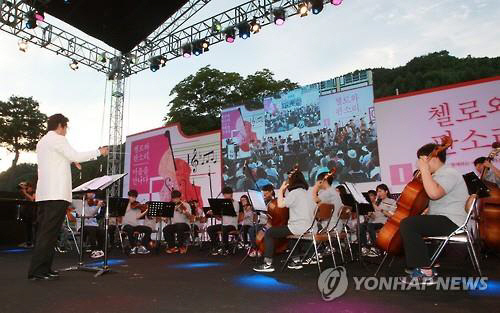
[129,0,340,74]
[0,0,116,74]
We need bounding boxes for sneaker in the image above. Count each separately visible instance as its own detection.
[361,247,370,256]
[166,247,179,254]
[137,246,150,255]
[405,264,439,275]
[129,246,137,255]
[400,268,437,286]
[253,263,275,273]
[287,260,304,270]
[302,256,324,265]
[90,250,104,259]
[211,248,221,256]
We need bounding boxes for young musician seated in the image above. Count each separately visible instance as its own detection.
[80,192,106,259]
[122,190,152,255]
[253,171,316,272]
[206,186,241,255]
[163,190,192,254]
[18,182,36,248]
[360,184,396,257]
[400,143,468,284]
[474,156,499,186]
[312,171,343,231]
[239,195,254,247]
[248,184,273,258]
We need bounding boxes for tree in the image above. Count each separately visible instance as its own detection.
[164,66,298,135]
[0,96,47,168]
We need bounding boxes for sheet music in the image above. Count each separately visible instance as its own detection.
[72,174,127,192]
[344,182,369,204]
[248,190,267,212]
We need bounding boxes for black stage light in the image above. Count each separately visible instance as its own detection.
[238,22,251,39]
[224,27,236,43]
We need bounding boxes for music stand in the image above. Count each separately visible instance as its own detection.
[61,173,127,277]
[108,197,128,217]
[463,172,489,197]
[343,182,372,263]
[146,201,174,253]
[208,198,237,252]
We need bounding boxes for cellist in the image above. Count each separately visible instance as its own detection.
[400,143,468,285]
[253,169,316,273]
[474,157,499,186]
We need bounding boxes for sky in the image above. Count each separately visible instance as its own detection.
[0,0,499,172]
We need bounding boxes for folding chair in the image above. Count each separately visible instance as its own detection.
[427,194,482,276]
[281,203,335,274]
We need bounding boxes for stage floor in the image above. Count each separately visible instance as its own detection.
[0,245,498,313]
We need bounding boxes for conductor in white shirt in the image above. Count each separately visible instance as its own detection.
[28,114,108,281]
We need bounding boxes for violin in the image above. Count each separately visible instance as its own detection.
[130,200,148,213]
[175,201,191,217]
[86,198,102,207]
[377,136,452,255]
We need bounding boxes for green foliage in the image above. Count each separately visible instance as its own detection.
[371,50,500,98]
[164,66,298,135]
[0,163,37,192]
[0,96,47,168]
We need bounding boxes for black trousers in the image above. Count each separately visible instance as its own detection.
[400,215,458,268]
[264,226,293,259]
[360,222,383,246]
[81,226,105,250]
[122,225,152,247]
[28,200,68,276]
[207,225,236,249]
[163,223,190,248]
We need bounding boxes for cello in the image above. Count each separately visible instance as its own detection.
[377,136,452,255]
[477,143,500,251]
[254,165,303,254]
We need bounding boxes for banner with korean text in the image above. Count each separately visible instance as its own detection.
[123,124,222,207]
[375,76,500,192]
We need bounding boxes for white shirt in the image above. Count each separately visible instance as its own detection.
[285,188,316,235]
[36,131,100,203]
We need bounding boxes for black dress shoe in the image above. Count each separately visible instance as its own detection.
[47,270,59,277]
[28,274,58,281]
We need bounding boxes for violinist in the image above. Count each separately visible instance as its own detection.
[80,192,106,259]
[206,186,240,256]
[400,143,468,285]
[312,171,343,231]
[248,184,273,258]
[253,169,316,273]
[360,184,396,257]
[474,157,499,186]
[122,190,151,255]
[163,190,192,254]
[18,182,37,248]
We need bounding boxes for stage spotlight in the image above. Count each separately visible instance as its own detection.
[98,52,107,63]
[250,18,260,33]
[238,22,251,39]
[182,44,192,58]
[25,10,37,29]
[331,0,343,5]
[273,8,285,25]
[159,56,167,67]
[311,0,324,14]
[224,27,235,43]
[149,57,161,72]
[18,39,28,52]
[201,39,210,52]
[298,2,309,17]
[212,19,222,33]
[192,40,203,56]
[69,60,79,71]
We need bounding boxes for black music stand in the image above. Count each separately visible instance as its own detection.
[61,173,127,277]
[146,201,174,253]
[343,182,373,264]
[108,197,129,217]
[208,198,237,253]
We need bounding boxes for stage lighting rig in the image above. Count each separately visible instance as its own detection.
[212,19,222,33]
[298,2,309,17]
[273,8,286,25]
[69,60,79,70]
[25,10,37,29]
[238,22,250,39]
[192,40,204,56]
[201,39,210,52]
[224,27,235,43]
